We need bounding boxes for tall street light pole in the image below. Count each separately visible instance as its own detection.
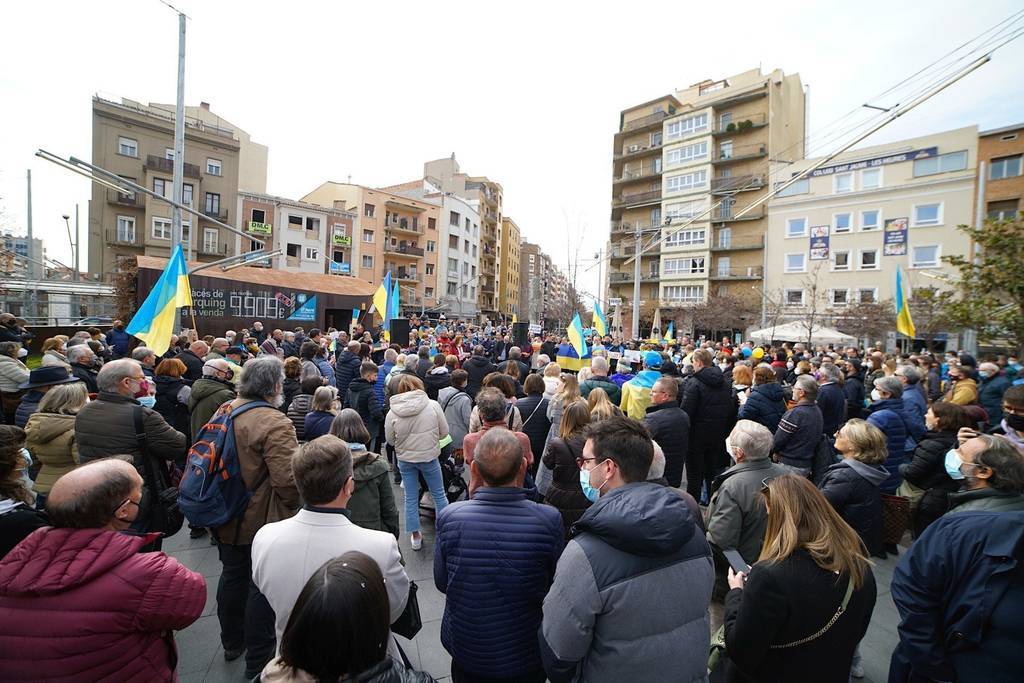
[171,11,186,257]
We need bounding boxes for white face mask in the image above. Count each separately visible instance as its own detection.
[870,388,882,402]
[786,361,795,370]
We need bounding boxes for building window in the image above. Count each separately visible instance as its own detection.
[775,178,810,197]
[304,247,319,261]
[666,141,708,166]
[911,245,940,268]
[665,228,706,247]
[665,169,707,193]
[832,250,850,272]
[860,209,880,231]
[464,239,470,253]
[990,155,1022,180]
[859,249,879,270]
[913,150,968,177]
[834,173,854,194]
[165,148,175,160]
[786,217,808,238]
[446,282,457,295]
[472,244,478,257]
[361,255,373,268]
[860,168,882,189]
[362,230,374,243]
[203,228,218,254]
[449,211,460,226]
[286,243,301,258]
[833,212,852,234]
[182,183,193,206]
[858,288,878,303]
[181,222,191,247]
[463,262,470,276]
[362,204,375,218]
[288,215,303,229]
[666,198,708,219]
[663,257,705,275]
[425,287,434,298]
[153,178,168,198]
[912,203,942,227]
[251,208,266,223]
[205,192,220,215]
[118,136,138,157]
[785,252,806,273]
[666,113,708,139]
[447,257,459,275]
[426,263,434,275]
[305,217,320,234]
[988,199,1019,221]
[448,235,459,250]
[829,289,850,306]
[465,217,471,230]
[116,216,135,242]
[663,285,704,302]
[428,217,436,230]
[785,289,805,306]
[152,217,171,240]
[427,240,436,252]
[206,158,222,176]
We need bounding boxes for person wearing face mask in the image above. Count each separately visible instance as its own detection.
[976,362,1011,427]
[540,416,713,683]
[943,364,978,406]
[865,376,924,494]
[943,432,1024,514]
[0,313,32,350]
[0,342,30,425]
[105,319,131,359]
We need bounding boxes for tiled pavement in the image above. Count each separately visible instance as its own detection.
[169,481,902,683]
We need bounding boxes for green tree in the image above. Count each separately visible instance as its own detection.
[909,287,957,352]
[944,215,1024,355]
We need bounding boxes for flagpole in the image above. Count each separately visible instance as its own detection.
[190,309,199,337]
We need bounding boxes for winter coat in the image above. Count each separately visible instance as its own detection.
[303,410,335,442]
[579,375,622,406]
[0,500,48,560]
[902,383,928,431]
[866,397,917,493]
[945,377,979,406]
[540,482,713,683]
[946,487,1024,514]
[644,402,691,488]
[14,390,44,429]
[105,326,131,358]
[979,373,1012,425]
[423,366,451,401]
[516,394,551,469]
[385,389,449,463]
[707,458,788,567]
[738,382,787,433]
[374,360,395,408]
[177,349,205,383]
[69,363,99,393]
[287,393,314,441]
[435,487,564,679]
[187,377,236,440]
[335,350,362,398]
[437,386,473,449]
[542,435,592,536]
[0,354,29,393]
[723,549,876,683]
[889,511,1024,683]
[772,402,824,468]
[818,457,888,556]
[543,376,561,399]
[681,366,733,462]
[463,355,496,398]
[415,356,433,380]
[900,430,959,536]
[153,375,190,438]
[845,372,866,420]
[23,412,78,494]
[213,398,301,545]
[282,376,301,413]
[313,356,336,387]
[0,527,205,682]
[347,445,400,538]
[817,381,847,436]
[609,372,634,388]
[40,350,68,367]
[261,657,435,683]
[347,377,385,438]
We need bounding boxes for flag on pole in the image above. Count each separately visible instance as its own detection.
[895,267,916,338]
[567,312,589,359]
[388,279,401,322]
[593,301,607,337]
[512,313,518,324]
[372,272,392,322]
[126,245,192,356]
[663,321,674,342]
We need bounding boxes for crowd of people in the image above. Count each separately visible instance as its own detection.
[0,309,1022,682]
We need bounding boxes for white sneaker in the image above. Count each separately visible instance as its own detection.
[850,663,864,678]
[410,533,422,551]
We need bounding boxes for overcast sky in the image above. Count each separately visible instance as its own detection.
[2,0,1022,301]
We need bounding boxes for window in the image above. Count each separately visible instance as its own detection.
[718,140,733,159]
[206,158,222,176]
[663,285,704,302]
[449,211,460,226]
[785,253,806,273]
[426,240,436,253]
[118,136,138,157]
[203,228,218,254]
[911,245,940,268]
[859,249,879,270]
[116,216,135,242]
[182,184,193,206]
[860,168,881,189]
[988,199,1019,221]
[205,192,221,215]
[665,198,708,219]
[446,282,457,295]
[448,235,459,249]
[666,141,708,165]
[775,178,810,197]
[858,288,877,303]
[447,258,459,274]
[665,169,707,193]
[832,250,851,272]
[666,113,708,139]
[152,217,171,240]
[361,255,373,268]
[425,287,434,298]
[362,230,374,243]
[913,150,968,177]
[364,204,375,218]
[305,217,320,234]
[663,257,705,275]
[912,203,942,227]
[426,264,435,275]
[665,229,706,247]
[286,243,301,258]
[153,178,168,198]
[463,217,469,231]
[716,257,731,277]
[463,262,470,276]
[717,228,731,248]
[860,209,880,231]
[829,289,850,306]
[472,223,478,236]
[251,208,266,223]
[288,215,303,229]
[785,289,805,306]
[472,244,478,257]
[990,155,1022,180]
[181,221,191,247]
[834,173,854,193]
[428,217,436,230]
[833,212,852,234]
[786,217,808,238]
[304,247,319,261]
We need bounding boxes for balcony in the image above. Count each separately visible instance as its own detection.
[614,140,663,161]
[106,189,145,208]
[612,189,662,208]
[386,269,422,283]
[384,217,422,235]
[198,242,232,257]
[710,206,765,222]
[609,271,660,283]
[711,174,765,194]
[710,236,766,252]
[710,266,764,281]
[622,110,669,133]
[712,142,767,165]
[105,227,144,247]
[613,165,663,186]
[383,243,425,258]
[286,255,300,269]
[144,154,202,179]
[481,283,496,294]
[712,113,767,136]
[202,207,229,222]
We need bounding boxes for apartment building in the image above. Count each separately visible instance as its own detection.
[88,97,265,279]
[608,68,805,334]
[235,192,355,274]
[977,123,1023,222]
[764,126,977,340]
[1,230,44,271]
[499,217,521,318]
[300,183,441,312]
[520,241,575,329]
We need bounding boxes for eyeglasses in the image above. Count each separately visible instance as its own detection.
[111,497,140,516]
[576,456,597,469]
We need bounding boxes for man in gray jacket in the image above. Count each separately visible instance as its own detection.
[540,417,713,683]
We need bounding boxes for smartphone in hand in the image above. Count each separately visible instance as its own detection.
[723,548,751,575]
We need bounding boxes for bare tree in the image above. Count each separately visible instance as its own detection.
[798,263,828,348]
[909,286,957,352]
[831,299,896,344]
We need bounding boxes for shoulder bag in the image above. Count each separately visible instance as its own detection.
[133,406,185,537]
[391,580,422,639]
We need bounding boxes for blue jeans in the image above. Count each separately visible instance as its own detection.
[398,458,448,534]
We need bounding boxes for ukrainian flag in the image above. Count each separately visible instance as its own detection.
[593,302,607,337]
[895,267,916,339]
[373,271,392,323]
[558,313,591,372]
[664,322,674,342]
[126,245,192,356]
[556,342,592,372]
[388,279,401,321]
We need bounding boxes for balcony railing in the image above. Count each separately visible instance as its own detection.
[711,174,765,194]
[712,113,767,135]
[712,142,767,164]
[710,206,765,221]
[145,154,202,179]
[202,207,229,222]
[384,217,422,234]
[609,271,660,283]
[622,110,669,133]
[105,227,143,247]
[385,269,422,282]
[614,140,663,160]
[710,236,766,252]
[613,165,663,184]
[106,189,145,208]
[613,189,662,207]
[710,266,764,280]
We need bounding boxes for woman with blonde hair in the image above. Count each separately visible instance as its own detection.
[732,364,754,406]
[542,362,561,399]
[545,373,581,448]
[722,474,877,682]
[40,337,70,368]
[542,399,592,536]
[303,385,339,442]
[587,387,621,421]
[24,381,88,507]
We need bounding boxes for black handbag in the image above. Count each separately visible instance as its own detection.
[133,406,185,537]
[391,580,422,639]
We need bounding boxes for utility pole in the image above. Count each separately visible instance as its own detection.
[171,11,186,257]
[594,248,603,313]
[25,169,36,320]
[630,223,641,340]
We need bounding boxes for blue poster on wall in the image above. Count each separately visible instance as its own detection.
[288,294,318,321]
[809,225,830,260]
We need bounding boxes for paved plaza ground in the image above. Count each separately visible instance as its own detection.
[170,480,903,683]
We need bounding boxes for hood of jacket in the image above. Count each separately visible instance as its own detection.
[351,446,390,481]
[836,457,889,486]
[348,377,375,393]
[573,481,696,557]
[693,365,725,389]
[464,355,492,370]
[751,382,784,402]
[868,397,906,414]
[24,412,76,444]
[389,389,430,417]
[190,377,235,403]
[0,527,153,596]
[428,366,450,376]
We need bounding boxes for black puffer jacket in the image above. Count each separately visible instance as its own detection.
[346,377,384,437]
[542,435,591,537]
[644,402,690,488]
[463,355,496,398]
[153,376,190,440]
[818,458,888,556]
[681,366,733,457]
[900,430,959,537]
[844,371,866,421]
[737,382,786,433]
[281,376,300,413]
[516,394,551,475]
[335,350,362,399]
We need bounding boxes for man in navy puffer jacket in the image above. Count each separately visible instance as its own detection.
[738,367,787,433]
[866,377,924,493]
[334,340,362,397]
[435,428,564,682]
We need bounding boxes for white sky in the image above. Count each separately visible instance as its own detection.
[2,0,1022,301]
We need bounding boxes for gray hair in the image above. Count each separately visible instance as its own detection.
[895,365,921,384]
[97,359,142,393]
[238,356,284,400]
[616,361,631,374]
[38,381,89,415]
[66,337,87,349]
[131,347,155,363]
[874,376,903,399]
[975,434,1024,493]
[508,346,521,360]
[0,341,20,358]
[384,348,398,363]
[794,374,818,401]
[476,387,507,423]
[203,358,231,377]
[212,337,229,348]
[818,364,843,383]
[311,385,338,412]
[591,356,609,375]
[729,419,773,460]
[404,355,419,372]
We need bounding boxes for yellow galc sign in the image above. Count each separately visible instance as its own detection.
[247,221,272,235]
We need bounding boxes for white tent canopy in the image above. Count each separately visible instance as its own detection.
[747,322,858,346]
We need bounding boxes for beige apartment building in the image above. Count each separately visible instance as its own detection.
[300,183,441,312]
[765,126,978,344]
[88,97,267,279]
[608,68,805,335]
[520,241,573,328]
[977,122,1024,222]
[500,217,521,318]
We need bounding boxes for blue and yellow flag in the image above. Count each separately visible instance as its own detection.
[126,245,192,356]
[567,313,588,359]
[373,272,392,323]
[592,302,607,337]
[663,321,674,342]
[556,341,592,372]
[388,279,401,321]
[895,267,916,338]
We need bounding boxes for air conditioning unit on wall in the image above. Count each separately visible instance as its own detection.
[628,144,640,152]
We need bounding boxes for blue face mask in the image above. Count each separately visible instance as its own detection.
[978,371,991,380]
[944,449,980,481]
[579,465,604,503]
[137,395,157,409]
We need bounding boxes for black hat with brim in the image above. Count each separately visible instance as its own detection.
[19,366,84,390]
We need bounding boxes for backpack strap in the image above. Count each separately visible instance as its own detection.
[225,400,273,544]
